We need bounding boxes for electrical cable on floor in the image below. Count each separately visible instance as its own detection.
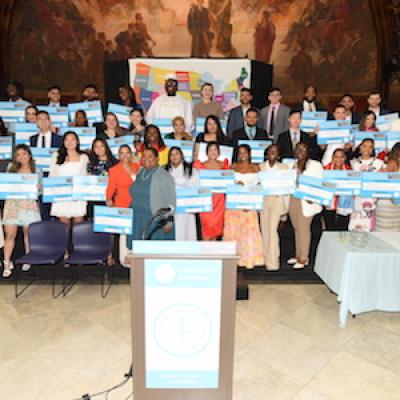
[72,365,133,400]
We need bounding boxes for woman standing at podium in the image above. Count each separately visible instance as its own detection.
[130,147,176,241]
[223,144,263,268]
[165,147,199,240]
[193,142,229,240]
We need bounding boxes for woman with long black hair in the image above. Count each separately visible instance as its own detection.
[165,146,199,240]
[49,131,89,226]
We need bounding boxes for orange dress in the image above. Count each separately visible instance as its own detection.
[193,159,229,239]
[106,162,140,208]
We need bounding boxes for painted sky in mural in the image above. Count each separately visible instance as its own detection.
[10,0,377,95]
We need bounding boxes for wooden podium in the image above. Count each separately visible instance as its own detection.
[128,241,238,400]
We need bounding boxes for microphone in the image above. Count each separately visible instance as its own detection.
[155,205,175,218]
[141,206,174,240]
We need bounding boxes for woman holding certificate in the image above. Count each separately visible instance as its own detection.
[49,131,89,226]
[2,145,40,278]
[194,115,232,161]
[259,144,289,271]
[349,138,384,231]
[288,143,323,270]
[223,144,263,268]
[164,116,193,141]
[165,147,199,240]
[193,142,229,240]
[136,125,169,166]
[130,148,176,241]
[97,112,127,141]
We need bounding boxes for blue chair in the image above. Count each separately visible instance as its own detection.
[15,221,69,298]
[65,222,113,297]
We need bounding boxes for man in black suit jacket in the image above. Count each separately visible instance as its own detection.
[277,110,321,161]
[297,84,325,112]
[339,93,361,124]
[231,107,269,146]
[366,91,390,117]
[47,85,67,107]
[29,110,62,148]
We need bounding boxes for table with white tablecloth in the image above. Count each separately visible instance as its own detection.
[314,232,400,327]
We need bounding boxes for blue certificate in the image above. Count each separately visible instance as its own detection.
[238,140,272,163]
[37,106,69,127]
[42,176,73,202]
[323,170,362,195]
[386,132,400,151]
[360,172,400,199]
[199,170,235,193]
[59,127,96,150]
[354,132,386,153]
[31,148,57,172]
[196,117,227,136]
[107,103,132,129]
[93,205,132,234]
[14,123,38,145]
[198,142,233,164]
[176,187,212,213]
[0,101,29,123]
[68,101,103,126]
[258,169,297,195]
[0,137,13,160]
[317,120,351,145]
[154,118,173,136]
[300,111,328,133]
[293,175,336,206]
[0,173,38,200]
[72,176,108,201]
[107,135,135,156]
[376,113,399,131]
[226,184,264,210]
[164,139,194,162]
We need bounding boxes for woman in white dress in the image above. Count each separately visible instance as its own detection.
[165,147,199,241]
[49,131,89,226]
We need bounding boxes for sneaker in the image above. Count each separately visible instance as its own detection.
[287,257,297,265]
[21,264,31,272]
[293,262,305,270]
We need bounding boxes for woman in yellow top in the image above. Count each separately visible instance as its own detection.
[136,124,169,166]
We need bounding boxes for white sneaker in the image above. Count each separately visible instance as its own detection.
[287,257,297,265]
[21,264,31,272]
[293,262,305,270]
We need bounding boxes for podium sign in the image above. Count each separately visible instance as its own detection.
[129,241,238,400]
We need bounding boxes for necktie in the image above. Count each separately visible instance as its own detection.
[269,106,275,138]
[41,135,46,148]
[292,131,299,150]
[308,102,312,112]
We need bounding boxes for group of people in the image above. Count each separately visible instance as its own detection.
[1,79,399,278]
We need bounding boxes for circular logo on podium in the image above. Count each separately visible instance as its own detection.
[153,303,212,357]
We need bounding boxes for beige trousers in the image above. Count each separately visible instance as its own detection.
[288,197,312,262]
[260,196,285,268]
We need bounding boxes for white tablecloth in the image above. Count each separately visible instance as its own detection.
[314,232,400,326]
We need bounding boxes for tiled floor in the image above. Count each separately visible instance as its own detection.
[1,282,400,400]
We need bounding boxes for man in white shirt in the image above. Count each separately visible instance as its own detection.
[48,85,64,107]
[29,111,61,148]
[146,75,193,131]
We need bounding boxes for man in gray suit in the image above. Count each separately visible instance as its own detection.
[260,87,290,142]
[227,87,259,137]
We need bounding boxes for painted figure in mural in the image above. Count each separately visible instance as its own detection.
[208,0,237,56]
[188,0,211,57]
[132,13,156,57]
[254,8,276,63]
[87,32,106,84]
[115,27,131,59]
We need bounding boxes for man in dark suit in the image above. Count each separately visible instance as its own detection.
[277,110,321,161]
[297,84,325,112]
[339,93,361,124]
[366,91,390,117]
[227,88,260,137]
[231,107,269,146]
[30,111,62,148]
[48,85,67,107]
[260,87,291,142]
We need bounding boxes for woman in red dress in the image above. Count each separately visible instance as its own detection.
[193,142,229,240]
